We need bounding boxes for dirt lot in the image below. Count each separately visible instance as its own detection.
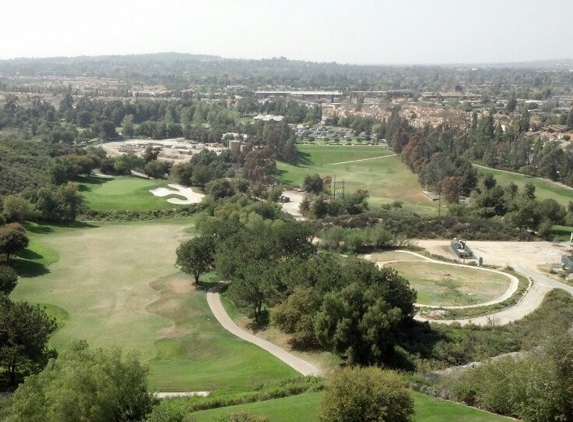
[100,138,225,163]
[416,239,570,272]
[281,190,305,220]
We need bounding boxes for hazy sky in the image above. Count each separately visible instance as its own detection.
[2,0,572,65]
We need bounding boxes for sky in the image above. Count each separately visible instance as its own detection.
[2,0,572,65]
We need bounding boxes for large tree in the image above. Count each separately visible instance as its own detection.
[0,296,57,386]
[320,367,414,422]
[313,282,406,366]
[9,340,154,422]
[176,235,216,284]
[0,223,29,264]
[303,173,324,195]
[0,266,18,295]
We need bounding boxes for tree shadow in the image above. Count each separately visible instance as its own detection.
[245,310,269,333]
[15,249,42,260]
[195,280,223,292]
[11,258,50,278]
[395,319,450,369]
[78,175,109,186]
[49,221,99,229]
[24,224,53,234]
[293,150,313,166]
[25,221,98,234]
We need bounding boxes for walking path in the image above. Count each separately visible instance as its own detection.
[206,284,322,377]
[328,154,397,165]
[473,163,573,193]
[406,241,573,326]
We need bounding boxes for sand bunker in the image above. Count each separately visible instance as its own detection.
[150,184,205,205]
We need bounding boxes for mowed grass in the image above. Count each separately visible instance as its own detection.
[386,261,511,306]
[12,221,297,391]
[190,391,511,422]
[278,146,439,214]
[79,176,189,210]
[475,165,573,206]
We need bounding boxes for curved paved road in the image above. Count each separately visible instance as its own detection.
[372,250,520,309]
[415,258,573,326]
[206,284,322,377]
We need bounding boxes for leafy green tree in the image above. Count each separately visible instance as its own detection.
[506,91,517,113]
[113,153,144,175]
[0,223,29,264]
[320,367,414,422]
[0,296,57,386]
[567,106,573,130]
[121,114,135,138]
[314,282,405,366]
[506,199,541,230]
[99,120,119,140]
[2,195,39,223]
[271,220,316,259]
[303,173,324,194]
[9,340,154,422]
[538,198,566,225]
[206,178,236,201]
[243,148,276,184]
[271,286,321,346]
[523,182,536,200]
[170,163,194,186]
[176,236,216,284]
[227,261,276,322]
[143,145,160,164]
[191,165,216,188]
[0,265,18,295]
[144,160,170,179]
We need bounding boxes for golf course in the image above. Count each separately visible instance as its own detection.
[11,220,298,391]
[7,146,549,420]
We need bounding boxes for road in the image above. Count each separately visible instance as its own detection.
[413,240,573,326]
[206,284,322,377]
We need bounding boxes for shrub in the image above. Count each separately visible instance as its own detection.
[320,367,414,422]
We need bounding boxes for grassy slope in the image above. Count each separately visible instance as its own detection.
[190,391,511,422]
[12,221,297,391]
[79,176,189,210]
[278,145,439,214]
[387,261,510,306]
[475,165,573,206]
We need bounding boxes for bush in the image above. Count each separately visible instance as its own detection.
[320,367,414,422]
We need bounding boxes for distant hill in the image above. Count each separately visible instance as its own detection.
[1,53,572,92]
[481,58,573,70]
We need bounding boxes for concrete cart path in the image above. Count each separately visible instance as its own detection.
[206,284,322,377]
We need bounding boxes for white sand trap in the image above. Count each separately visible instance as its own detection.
[150,184,205,205]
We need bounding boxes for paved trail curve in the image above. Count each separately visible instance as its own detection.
[206,284,322,377]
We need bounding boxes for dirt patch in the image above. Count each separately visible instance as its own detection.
[147,273,199,338]
[417,239,569,270]
[280,190,305,220]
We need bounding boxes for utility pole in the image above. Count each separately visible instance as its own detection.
[333,175,336,199]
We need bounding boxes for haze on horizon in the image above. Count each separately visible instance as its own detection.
[2,0,572,66]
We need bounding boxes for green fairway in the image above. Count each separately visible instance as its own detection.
[12,221,297,391]
[79,176,191,210]
[475,165,573,206]
[189,391,511,421]
[278,145,439,214]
